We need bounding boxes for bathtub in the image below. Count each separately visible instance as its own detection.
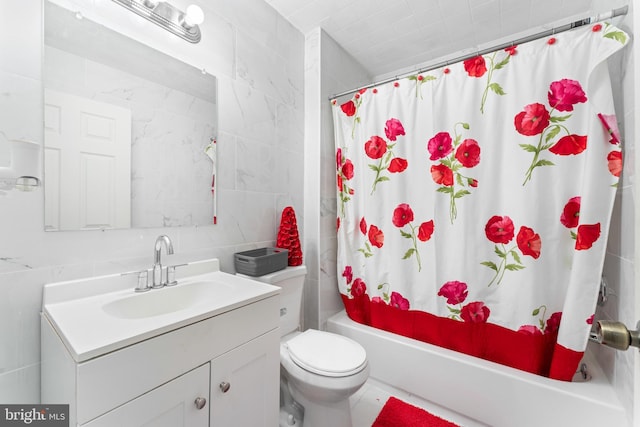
[327,311,627,427]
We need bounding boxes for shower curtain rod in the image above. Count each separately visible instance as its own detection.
[329,5,628,100]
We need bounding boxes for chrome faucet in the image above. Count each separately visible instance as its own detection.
[152,235,174,288]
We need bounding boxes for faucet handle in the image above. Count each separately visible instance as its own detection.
[166,263,188,286]
[121,269,151,292]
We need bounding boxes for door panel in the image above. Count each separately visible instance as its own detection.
[44,89,131,230]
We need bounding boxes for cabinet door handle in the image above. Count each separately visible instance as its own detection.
[194,397,207,410]
[219,381,231,393]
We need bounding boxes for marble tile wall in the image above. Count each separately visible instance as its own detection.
[318,31,371,329]
[303,28,370,330]
[590,3,637,423]
[0,0,303,402]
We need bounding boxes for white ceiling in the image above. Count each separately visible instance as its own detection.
[265,0,628,78]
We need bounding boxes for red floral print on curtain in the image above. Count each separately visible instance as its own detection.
[333,24,628,381]
[336,148,354,216]
[597,113,621,144]
[358,216,385,258]
[516,79,588,185]
[560,196,581,232]
[392,203,434,272]
[461,301,491,323]
[519,306,562,336]
[481,216,541,286]
[437,280,491,325]
[559,196,602,250]
[408,73,436,99]
[597,112,623,184]
[607,151,622,177]
[464,46,516,113]
[427,123,481,222]
[339,88,368,138]
[367,118,408,194]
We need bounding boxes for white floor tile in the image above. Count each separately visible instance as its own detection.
[351,378,489,427]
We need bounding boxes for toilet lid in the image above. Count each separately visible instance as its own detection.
[285,330,367,377]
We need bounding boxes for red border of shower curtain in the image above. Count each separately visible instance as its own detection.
[342,294,582,381]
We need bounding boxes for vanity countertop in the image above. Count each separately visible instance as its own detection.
[42,259,280,362]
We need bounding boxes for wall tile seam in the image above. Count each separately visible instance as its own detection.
[230,240,277,249]
[0,361,41,377]
[7,254,80,274]
[604,250,635,264]
[276,97,305,114]
[273,147,305,157]
[235,132,284,148]
[0,68,42,83]
[221,83,303,123]
[229,24,238,82]
[232,71,303,108]
[227,189,291,198]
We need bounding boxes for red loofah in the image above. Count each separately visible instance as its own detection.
[277,206,303,266]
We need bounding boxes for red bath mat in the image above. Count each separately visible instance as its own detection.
[371,397,460,427]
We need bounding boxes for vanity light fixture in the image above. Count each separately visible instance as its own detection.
[111,0,204,43]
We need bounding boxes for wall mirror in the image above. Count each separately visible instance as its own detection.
[43,1,218,231]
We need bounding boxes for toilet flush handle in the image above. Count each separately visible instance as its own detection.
[219,381,231,393]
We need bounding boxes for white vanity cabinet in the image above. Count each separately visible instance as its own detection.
[40,259,281,427]
[210,329,280,426]
[83,363,210,427]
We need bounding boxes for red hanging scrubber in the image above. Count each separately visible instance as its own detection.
[277,206,303,266]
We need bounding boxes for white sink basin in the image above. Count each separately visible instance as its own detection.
[41,259,280,362]
[102,280,230,319]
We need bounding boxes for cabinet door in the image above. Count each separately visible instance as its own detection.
[210,328,279,427]
[83,364,209,427]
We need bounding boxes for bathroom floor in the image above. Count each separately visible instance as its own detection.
[350,378,489,427]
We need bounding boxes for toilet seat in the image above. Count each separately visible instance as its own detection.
[285,329,367,377]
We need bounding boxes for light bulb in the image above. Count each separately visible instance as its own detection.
[183,4,204,28]
[142,0,158,8]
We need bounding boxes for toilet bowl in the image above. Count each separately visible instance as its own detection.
[280,330,370,427]
[240,265,369,427]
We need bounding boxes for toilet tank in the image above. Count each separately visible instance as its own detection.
[241,266,307,336]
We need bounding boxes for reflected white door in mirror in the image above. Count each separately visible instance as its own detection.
[44,89,132,231]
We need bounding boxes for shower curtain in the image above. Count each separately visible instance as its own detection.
[333,23,628,381]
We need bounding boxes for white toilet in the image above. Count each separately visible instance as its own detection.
[245,265,369,427]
